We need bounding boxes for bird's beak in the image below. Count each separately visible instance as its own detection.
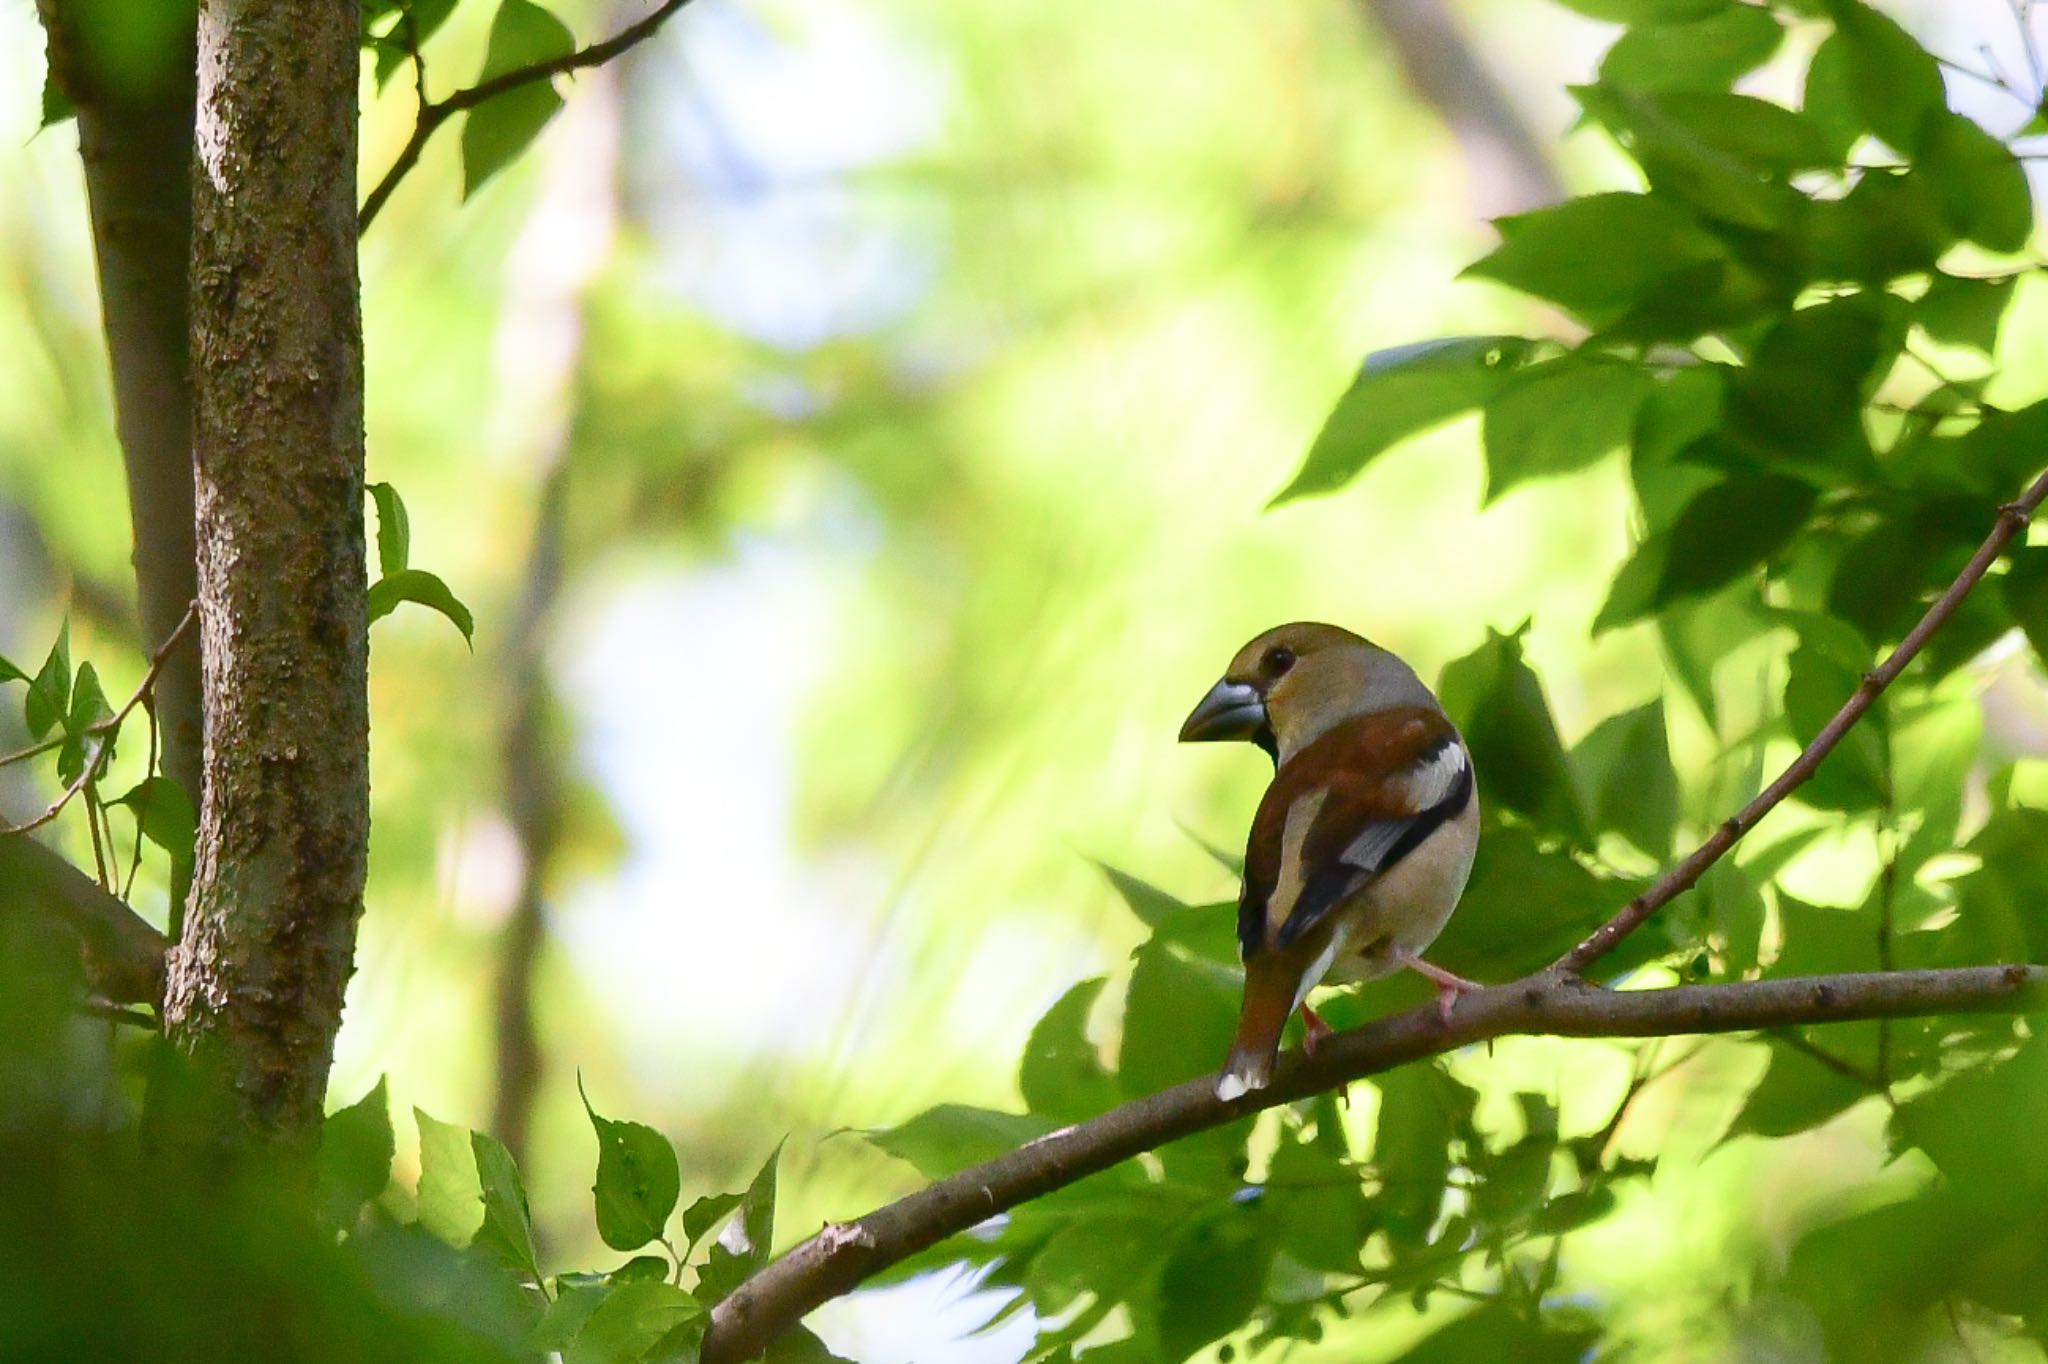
[1179,679,1267,743]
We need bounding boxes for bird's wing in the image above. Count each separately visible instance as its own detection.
[1239,707,1473,956]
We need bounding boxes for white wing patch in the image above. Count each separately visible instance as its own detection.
[1335,739,1468,876]
[1406,739,1468,810]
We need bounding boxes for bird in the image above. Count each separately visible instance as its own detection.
[1180,622,1482,1102]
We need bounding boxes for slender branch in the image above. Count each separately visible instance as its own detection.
[358,0,697,230]
[0,601,198,838]
[1554,464,2048,976]
[699,964,2047,1362]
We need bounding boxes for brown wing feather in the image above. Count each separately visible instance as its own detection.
[1238,707,1461,957]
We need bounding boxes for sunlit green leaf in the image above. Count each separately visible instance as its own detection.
[1481,356,1651,501]
[1915,274,2015,354]
[1465,194,1727,326]
[1019,976,1118,1122]
[1438,627,1587,842]
[24,620,71,742]
[1725,1041,1871,1139]
[471,1131,542,1284]
[316,1078,394,1231]
[367,481,411,576]
[579,1076,682,1252]
[414,1108,484,1248]
[1274,337,1538,503]
[367,568,476,646]
[867,1105,1055,1180]
[460,0,575,198]
[1917,112,2032,254]
[1822,0,1945,151]
[564,1280,702,1364]
[694,1142,782,1305]
[679,1192,743,1257]
[1599,5,1782,93]
[1119,943,1238,1095]
[1572,699,1678,858]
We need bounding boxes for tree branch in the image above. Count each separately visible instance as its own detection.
[358,0,698,230]
[700,964,2045,1361]
[1555,464,2048,976]
[0,836,166,1005]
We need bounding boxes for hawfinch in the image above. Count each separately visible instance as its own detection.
[1181,623,1481,1101]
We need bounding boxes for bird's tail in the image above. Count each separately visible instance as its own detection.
[1216,961,1298,1102]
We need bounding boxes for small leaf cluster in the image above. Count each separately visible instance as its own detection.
[1,619,196,895]
[316,1077,844,1364]
[368,481,477,646]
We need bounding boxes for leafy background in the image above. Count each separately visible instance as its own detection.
[6,0,2048,1359]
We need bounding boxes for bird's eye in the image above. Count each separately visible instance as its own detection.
[1262,646,1296,678]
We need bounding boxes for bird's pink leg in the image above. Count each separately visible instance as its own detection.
[1297,1002,1333,1054]
[1296,1003,1348,1106]
[1394,948,1484,1025]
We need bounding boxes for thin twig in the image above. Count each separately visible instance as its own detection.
[0,734,66,770]
[359,0,698,230]
[79,1000,158,1029]
[1555,465,2048,976]
[0,601,197,838]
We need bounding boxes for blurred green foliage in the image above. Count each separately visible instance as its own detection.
[5,0,2048,1360]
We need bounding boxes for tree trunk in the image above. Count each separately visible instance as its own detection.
[160,0,369,1148]
[35,2,205,925]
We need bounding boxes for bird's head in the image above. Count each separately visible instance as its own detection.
[1179,621,1434,764]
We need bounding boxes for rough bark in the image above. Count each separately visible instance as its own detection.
[34,1,205,843]
[699,964,2048,1362]
[160,0,369,1147]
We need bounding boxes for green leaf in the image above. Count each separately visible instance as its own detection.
[1576,84,1800,230]
[1464,194,1727,326]
[1482,356,1650,501]
[1019,977,1118,1122]
[41,67,75,128]
[1261,1116,1374,1273]
[1095,862,1187,929]
[369,0,460,87]
[1550,0,1728,20]
[564,1280,703,1364]
[24,620,71,742]
[367,481,411,575]
[0,650,24,685]
[1437,627,1587,842]
[414,1107,485,1247]
[1822,0,1945,152]
[694,1142,783,1305]
[1784,645,1888,811]
[1725,293,1894,470]
[1602,474,1817,631]
[609,1255,670,1284]
[1393,1304,1601,1363]
[1799,168,1954,285]
[1119,942,1240,1095]
[57,661,114,785]
[1916,274,2015,356]
[317,1078,395,1230]
[1599,5,1782,93]
[530,1283,609,1354]
[679,1192,744,1257]
[866,1105,1055,1180]
[579,1076,683,1252]
[2004,547,2048,671]
[108,776,197,869]
[1373,1063,1475,1247]
[1725,1041,1870,1139]
[460,0,575,198]
[1571,699,1678,858]
[1273,337,1538,503]
[1152,1210,1272,1361]
[367,568,476,647]
[1801,33,1864,161]
[471,1130,543,1284]
[1917,111,2033,255]
[1424,817,1641,983]
[1632,91,1838,176]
